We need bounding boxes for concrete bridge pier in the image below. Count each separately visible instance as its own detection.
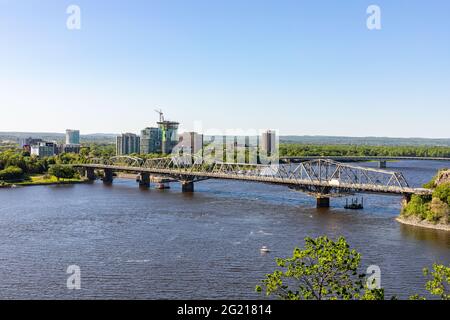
[316,196,330,208]
[138,173,150,188]
[379,160,387,169]
[85,167,96,181]
[181,181,194,192]
[103,169,114,184]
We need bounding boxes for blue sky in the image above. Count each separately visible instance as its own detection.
[1,0,449,137]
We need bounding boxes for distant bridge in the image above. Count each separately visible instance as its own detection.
[280,156,450,168]
[73,156,432,208]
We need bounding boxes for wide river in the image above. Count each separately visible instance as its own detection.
[0,160,449,299]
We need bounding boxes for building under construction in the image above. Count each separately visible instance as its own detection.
[153,109,179,154]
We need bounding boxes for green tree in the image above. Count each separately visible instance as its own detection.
[0,166,24,181]
[256,236,379,300]
[424,264,450,300]
[433,183,450,205]
[410,264,450,300]
[402,194,432,220]
[48,164,75,181]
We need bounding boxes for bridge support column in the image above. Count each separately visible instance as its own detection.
[402,194,412,206]
[103,169,114,184]
[316,196,330,208]
[181,181,194,192]
[138,173,150,188]
[379,160,387,169]
[85,167,96,181]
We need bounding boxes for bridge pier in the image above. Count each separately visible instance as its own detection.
[137,173,150,188]
[402,193,412,206]
[316,196,330,208]
[181,181,194,192]
[103,169,114,184]
[85,167,96,181]
[379,160,387,169]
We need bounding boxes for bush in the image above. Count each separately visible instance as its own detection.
[427,198,449,223]
[402,195,432,220]
[0,166,24,181]
[48,164,76,181]
[433,183,450,205]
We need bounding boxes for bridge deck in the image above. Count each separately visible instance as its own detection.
[75,164,432,196]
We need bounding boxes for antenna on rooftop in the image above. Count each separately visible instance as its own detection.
[155,108,164,122]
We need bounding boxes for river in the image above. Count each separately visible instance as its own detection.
[0,160,449,299]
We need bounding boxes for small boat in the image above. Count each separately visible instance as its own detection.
[260,246,271,253]
[345,197,364,210]
[155,183,170,190]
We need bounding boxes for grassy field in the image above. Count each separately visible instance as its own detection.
[12,175,86,186]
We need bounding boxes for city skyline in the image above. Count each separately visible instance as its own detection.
[1,1,450,138]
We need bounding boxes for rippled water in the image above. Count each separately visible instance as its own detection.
[0,160,449,299]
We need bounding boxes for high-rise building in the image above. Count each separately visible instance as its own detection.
[158,121,179,154]
[30,142,58,157]
[179,132,203,155]
[21,137,44,148]
[116,133,140,155]
[260,130,276,156]
[66,129,80,145]
[140,127,162,154]
[59,144,81,154]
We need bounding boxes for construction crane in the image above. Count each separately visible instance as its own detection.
[155,108,164,122]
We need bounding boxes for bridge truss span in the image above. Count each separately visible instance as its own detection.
[79,156,431,198]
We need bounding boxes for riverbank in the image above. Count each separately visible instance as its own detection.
[398,168,450,232]
[0,175,90,188]
[396,216,450,232]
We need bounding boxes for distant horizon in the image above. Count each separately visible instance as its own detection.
[1,130,450,141]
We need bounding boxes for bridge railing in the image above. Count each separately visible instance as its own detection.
[85,156,412,191]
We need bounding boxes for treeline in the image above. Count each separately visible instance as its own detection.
[0,144,166,182]
[0,144,115,182]
[279,144,450,158]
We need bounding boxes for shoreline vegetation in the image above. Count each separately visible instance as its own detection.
[399,169,450,231]
[0,174,89,188]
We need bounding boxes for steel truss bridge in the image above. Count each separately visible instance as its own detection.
[280,156,450,168]
[74,156,432,208]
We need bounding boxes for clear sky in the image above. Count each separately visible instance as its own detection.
[1,0,449,137]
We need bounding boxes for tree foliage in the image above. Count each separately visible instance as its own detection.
[48,164,76,181]
[256,236,379,300]
[279,144,450,158]
[0,166,24,181]
[257,236,449,300]
[423,264,450,300]
[410,264,450,300]
[402,174,450,224]
[433,183,450,205]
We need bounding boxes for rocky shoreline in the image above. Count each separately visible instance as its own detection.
[396,216,450,232]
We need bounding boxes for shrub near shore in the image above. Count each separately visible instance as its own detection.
[401,170,450,226]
